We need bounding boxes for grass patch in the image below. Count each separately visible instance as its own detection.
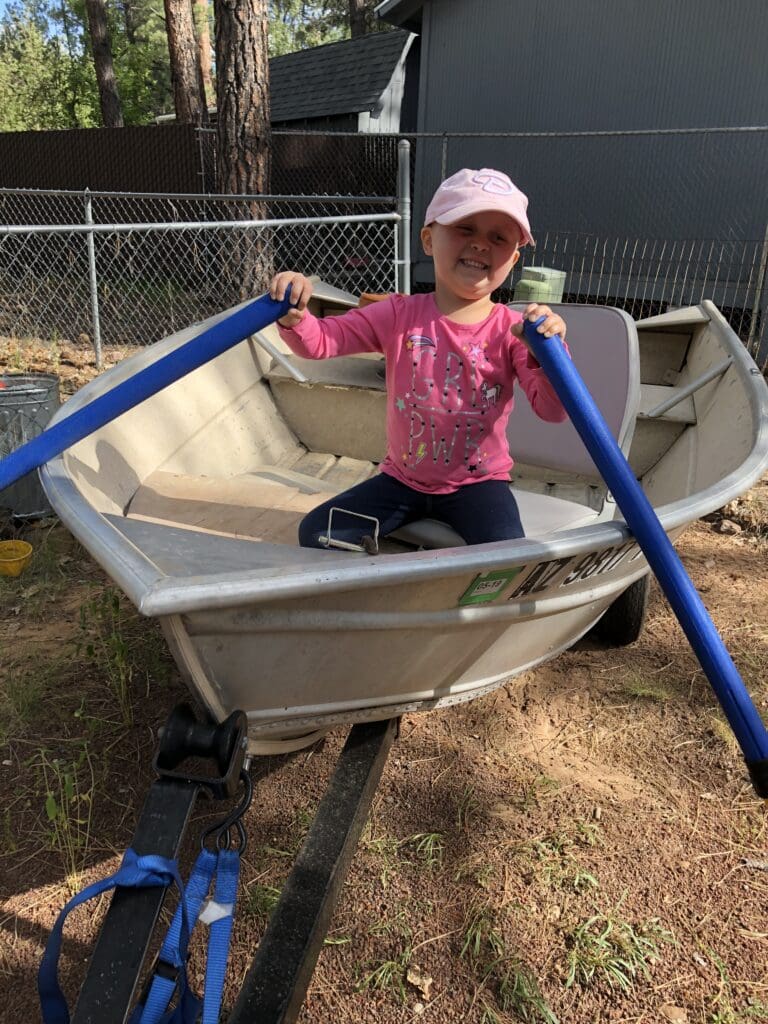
[622,675,674,701]
[530,834,600,895]
[706,948,768,1022]
[403,831,445,871]
[456,783,480,830]
[243,882,282,922]
[564,910,674,992]
[36,743,95,894]
[359,910,413,1003]
[362,823,401,888]
[77,586,172,725]
[495,961,559,1023]
[461,901,557,1023]
[358,954,410,1002]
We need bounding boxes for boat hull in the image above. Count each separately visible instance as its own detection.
[160,550,651,742]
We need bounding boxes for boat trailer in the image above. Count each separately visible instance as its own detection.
[42,703,398,1023]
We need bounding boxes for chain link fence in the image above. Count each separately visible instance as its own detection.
[1,128,766,368]
[0,193,400,355]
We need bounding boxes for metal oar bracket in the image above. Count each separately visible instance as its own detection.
[319,506,381,554]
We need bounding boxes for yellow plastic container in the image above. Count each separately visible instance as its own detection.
[0,540,33,577]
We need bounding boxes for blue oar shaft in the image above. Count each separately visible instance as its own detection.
[0,292,292,494]
[522,319,768,780]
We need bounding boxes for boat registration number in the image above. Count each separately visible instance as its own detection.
[458,543,642,606]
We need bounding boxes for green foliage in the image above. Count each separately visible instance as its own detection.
[496,962,559,1023]
[0,0,172,130]
[106,0,174,124]
[405,831,445,871]
[77,585,171,725]
[244,882,282,920]
[0,0,386,129]
[706,949,768,1023]
[269,1,352,57]
[0,2,95,130]
[38,743,95,892]
[461,902,558,1023]
[269,1,389,57]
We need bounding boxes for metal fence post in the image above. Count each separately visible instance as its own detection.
[83,189,103,369]
[397,139,411,294]
[746,221,768,364]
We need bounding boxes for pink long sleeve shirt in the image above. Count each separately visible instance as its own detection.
[277,292,568,494]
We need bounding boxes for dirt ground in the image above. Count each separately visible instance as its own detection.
[1,338,767,1024]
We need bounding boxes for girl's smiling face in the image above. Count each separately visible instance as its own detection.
[421,211,521,308]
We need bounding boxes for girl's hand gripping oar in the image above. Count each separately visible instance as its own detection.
[0,290,294,495]
[522,316,768,799]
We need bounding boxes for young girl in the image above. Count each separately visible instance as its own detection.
[269,167,569,550]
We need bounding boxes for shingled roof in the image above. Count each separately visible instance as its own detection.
[270,29,412,122]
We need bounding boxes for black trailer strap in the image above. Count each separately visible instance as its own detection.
[229,717,398,1024]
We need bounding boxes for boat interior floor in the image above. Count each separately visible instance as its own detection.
[125,451,603,553]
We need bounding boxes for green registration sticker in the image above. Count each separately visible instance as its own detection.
[459,567,524,606]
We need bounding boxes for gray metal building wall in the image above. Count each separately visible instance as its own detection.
[410,0,768,281]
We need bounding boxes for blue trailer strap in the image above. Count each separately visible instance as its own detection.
[40,844,242,1024]
[38,849,187,1024]
[135,848,217,1024]
[521,317,768,774]
[0,290,293,494]
[202,849,240,1024]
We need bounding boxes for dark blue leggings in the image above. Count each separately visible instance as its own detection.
[299,473,524,548]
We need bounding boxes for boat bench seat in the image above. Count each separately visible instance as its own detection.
[126,466,600,550]
[247,466,601,545]
[389,489,599,547]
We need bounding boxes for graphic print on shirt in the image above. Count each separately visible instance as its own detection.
[399,331,503,475]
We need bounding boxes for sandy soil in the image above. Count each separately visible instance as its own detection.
[1,338,767,1024]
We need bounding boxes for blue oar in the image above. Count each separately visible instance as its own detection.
[522,317,768,798]
[0,291,292,495]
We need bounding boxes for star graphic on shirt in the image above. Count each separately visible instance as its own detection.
[395,397,406,411]
[468,342,486,360]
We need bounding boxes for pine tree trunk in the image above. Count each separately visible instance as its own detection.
[164,0,208,125]
[194,0,214,109]
[348,0,372,38]
[215,0,271,300]
[59,0,81,126]
[121,0,138,44]
[84,0,124,127]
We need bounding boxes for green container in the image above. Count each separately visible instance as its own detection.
[513,265,566,304]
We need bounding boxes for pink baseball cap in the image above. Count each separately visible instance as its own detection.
[423,168,534,246]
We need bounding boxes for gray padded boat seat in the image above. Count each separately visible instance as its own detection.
[506,302,640,479]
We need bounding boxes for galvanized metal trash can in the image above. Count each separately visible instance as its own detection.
[0,373,61,518]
